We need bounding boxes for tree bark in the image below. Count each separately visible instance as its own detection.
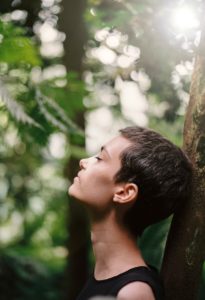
[58,1,89,300]
[161,25,205,300]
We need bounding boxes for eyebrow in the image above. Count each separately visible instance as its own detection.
[101,146,111,159]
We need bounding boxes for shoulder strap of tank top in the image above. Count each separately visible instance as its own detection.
[109,266,164,300]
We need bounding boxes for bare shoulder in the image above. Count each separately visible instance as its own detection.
[117,281,155,300]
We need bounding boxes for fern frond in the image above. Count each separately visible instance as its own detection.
[36,93,68,132]
[36,89,84,136]
[0,79,42,129]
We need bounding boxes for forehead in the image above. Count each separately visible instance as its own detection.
[104,135,132,158]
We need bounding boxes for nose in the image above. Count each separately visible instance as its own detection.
[79,158,87,169]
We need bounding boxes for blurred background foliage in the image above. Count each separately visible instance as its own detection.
[0,0,204,299]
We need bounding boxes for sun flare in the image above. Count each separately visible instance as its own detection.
[171,6,199,31]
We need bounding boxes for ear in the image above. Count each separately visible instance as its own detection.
[113,183,138,205]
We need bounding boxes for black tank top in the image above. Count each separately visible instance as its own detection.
[76,265,164,299]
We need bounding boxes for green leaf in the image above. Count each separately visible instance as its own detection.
[0,19,26,37]
[0,37,41,66]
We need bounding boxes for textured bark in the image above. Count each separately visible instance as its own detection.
[161,29,205,300]
[58,1,89,300]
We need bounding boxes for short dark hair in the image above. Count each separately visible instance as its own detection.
[114,126,193,236]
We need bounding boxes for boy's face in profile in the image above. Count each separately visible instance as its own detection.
[68,135,132,212]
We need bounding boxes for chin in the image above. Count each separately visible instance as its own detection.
[68,185,80,199]
[68,184,75,196]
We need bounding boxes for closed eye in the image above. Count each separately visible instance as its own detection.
[95,156,102,161]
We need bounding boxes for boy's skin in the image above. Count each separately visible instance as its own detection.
[69,135,156,300]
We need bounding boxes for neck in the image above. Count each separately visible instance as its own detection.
[90,211,146,280]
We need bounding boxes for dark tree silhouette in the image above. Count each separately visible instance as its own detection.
[58,1,89,300]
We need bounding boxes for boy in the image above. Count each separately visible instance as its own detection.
[68,126,193,300]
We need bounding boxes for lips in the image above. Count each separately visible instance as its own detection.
[77,171,82,179]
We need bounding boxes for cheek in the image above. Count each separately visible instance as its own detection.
[69,172,115,205]
[84,175,113,199]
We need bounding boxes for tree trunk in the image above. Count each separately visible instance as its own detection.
[58,1,89,300]
[161,26,205,300]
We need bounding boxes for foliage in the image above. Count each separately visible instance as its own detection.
[0,19,84,146]
[0,19,40,66]
[0,12,81,300]
[84,0,199,126]
[0,253,63,300]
